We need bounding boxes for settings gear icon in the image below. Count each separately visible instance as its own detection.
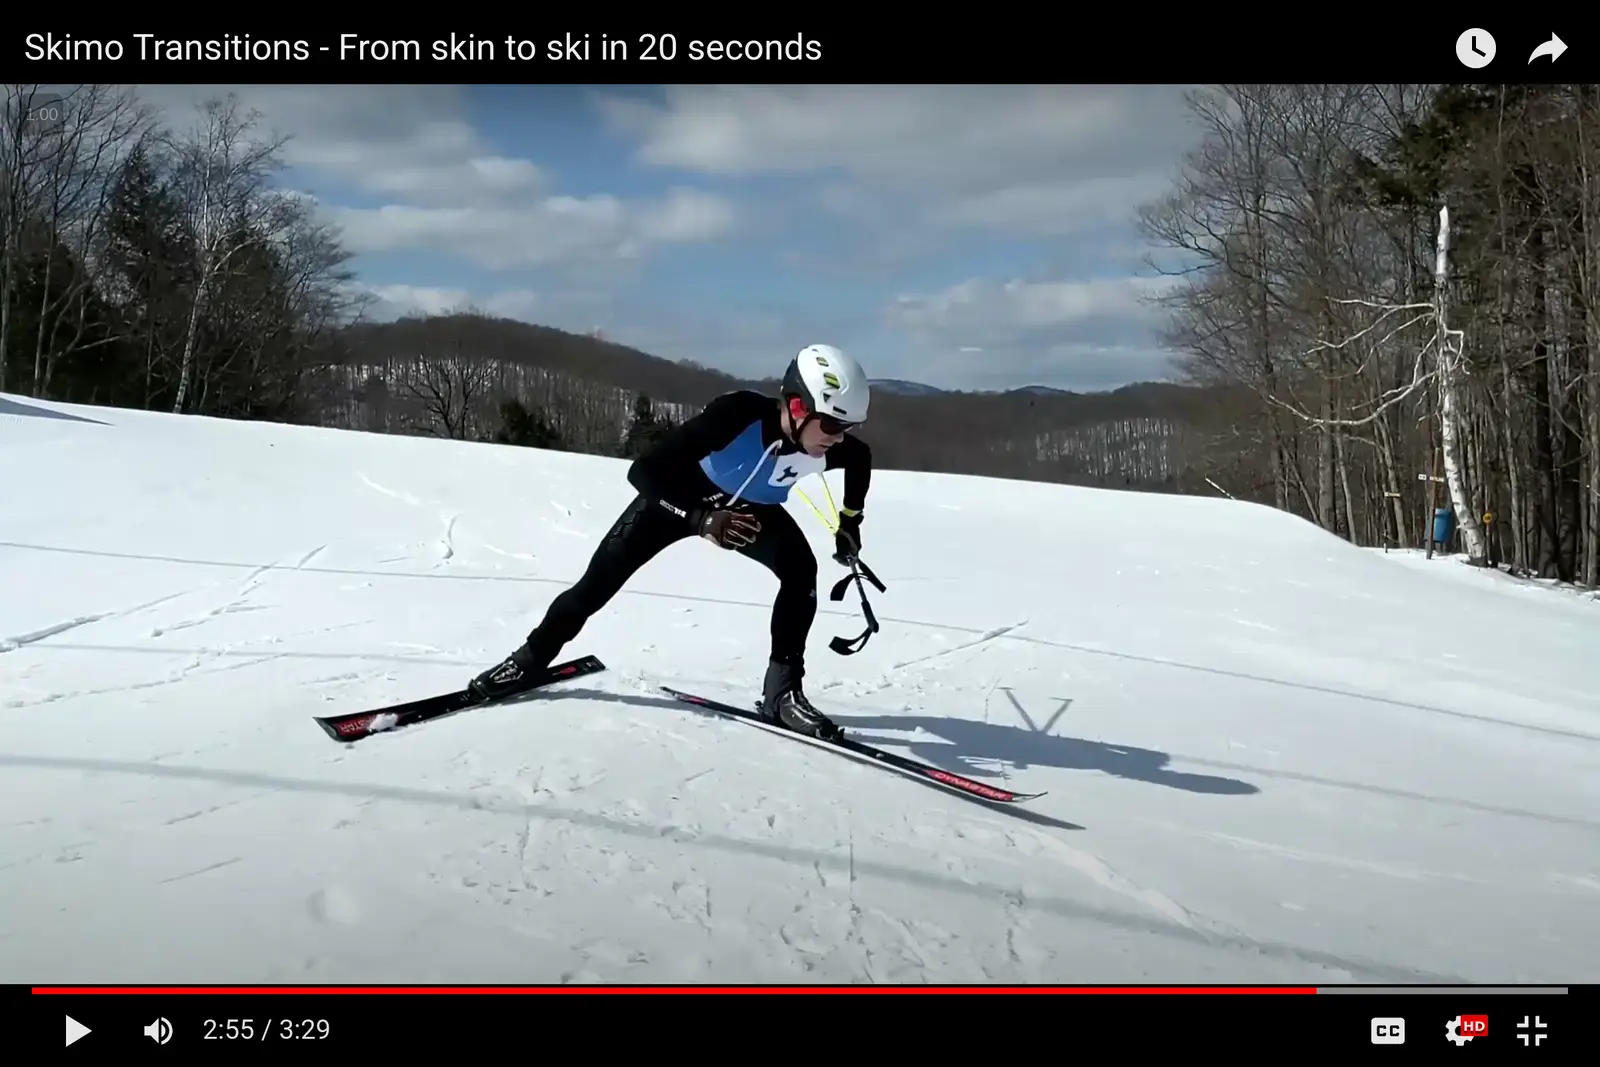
[1446,1017,1474,1046]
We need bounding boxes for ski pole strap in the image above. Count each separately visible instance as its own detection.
[830,554,884,594]
[829,628,874,655]
[828,554,884,599]
[851,554,885,593]
[828,555,882,655]
[828,599,878,655]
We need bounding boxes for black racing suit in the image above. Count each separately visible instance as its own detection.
[517,389,872,682]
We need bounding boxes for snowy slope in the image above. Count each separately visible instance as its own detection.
[3,391,1598,985]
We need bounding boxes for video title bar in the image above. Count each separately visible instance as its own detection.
[12,24,1591,81]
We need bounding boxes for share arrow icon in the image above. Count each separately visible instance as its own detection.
[1528,33,1566,63]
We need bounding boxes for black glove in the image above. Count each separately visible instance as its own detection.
[834,511,862,563]
[699,508,760,549]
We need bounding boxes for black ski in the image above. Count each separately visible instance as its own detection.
[660,686,1044,805]
[314,655,606,742]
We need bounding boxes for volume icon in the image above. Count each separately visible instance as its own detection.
[144,1017,172,1044]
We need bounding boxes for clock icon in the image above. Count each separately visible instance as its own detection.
[1456,28,1496,68]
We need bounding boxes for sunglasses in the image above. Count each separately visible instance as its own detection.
[789,397,858,435]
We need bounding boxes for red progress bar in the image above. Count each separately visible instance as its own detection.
[34,985,1320,994]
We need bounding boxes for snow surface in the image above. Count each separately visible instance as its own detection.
[3,391,1599,985]
[1371,544,1600,607]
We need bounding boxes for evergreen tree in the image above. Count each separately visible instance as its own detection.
[619,394,676,457]
[491,398,564,449]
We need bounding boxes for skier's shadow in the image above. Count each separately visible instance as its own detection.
[833,700,1260,797]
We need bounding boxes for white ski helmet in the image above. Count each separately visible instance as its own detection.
[782,344,870,426]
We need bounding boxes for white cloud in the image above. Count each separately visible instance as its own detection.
[941,175,1176,236]
[598,86,1152,180]
[634,186,738,244]
[131,85,737,274]
[596,85,1196,238]
[320,186,734,270]
[591,85,1200,389]
[353,281,741,369]
[124,85,1201,392]
[357,283,586,331]
[888,275,1174,336]
[360,284,571,326]
[883,274,1182,392]
[135,86,528,205]
[361,283,473,319]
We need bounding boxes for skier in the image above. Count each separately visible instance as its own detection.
[467,344,874,739]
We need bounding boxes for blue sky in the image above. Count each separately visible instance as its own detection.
[137,85,1203,392]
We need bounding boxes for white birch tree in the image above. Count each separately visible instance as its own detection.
[166,93,292,413]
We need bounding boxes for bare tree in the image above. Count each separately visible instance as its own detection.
[23,85,153,395]
[391,317,496,440]
[164,93,292,413]
[0,84,55,393]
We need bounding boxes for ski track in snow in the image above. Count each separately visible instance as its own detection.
[1,613,116,652]
[883,621,1029,673]
[2,392,1598,985]
[1,588,195,653]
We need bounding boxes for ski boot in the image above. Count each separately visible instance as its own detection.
[760,656,841,740]
[468,641,550,703]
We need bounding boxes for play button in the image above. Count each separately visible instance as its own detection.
[66,1015,91,1047]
